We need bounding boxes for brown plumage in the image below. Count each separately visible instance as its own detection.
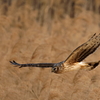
[10,33,100,74]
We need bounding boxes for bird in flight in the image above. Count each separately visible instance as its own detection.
[10,33,100,74]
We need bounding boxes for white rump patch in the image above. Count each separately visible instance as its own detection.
[64,62,87,71]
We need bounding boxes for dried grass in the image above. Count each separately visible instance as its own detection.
[0,0,100,100]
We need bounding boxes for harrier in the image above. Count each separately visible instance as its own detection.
[10,33,100,74]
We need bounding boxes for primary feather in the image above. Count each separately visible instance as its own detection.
[10,60,55,68]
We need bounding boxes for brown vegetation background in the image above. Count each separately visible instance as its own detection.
[0,0,100,100]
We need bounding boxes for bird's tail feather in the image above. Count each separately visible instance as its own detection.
[87,60,100,70]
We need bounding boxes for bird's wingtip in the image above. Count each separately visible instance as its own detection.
[9,60,13,64]
[9,60,20,66]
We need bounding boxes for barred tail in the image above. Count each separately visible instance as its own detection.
[87,60,100,70]
[10,60,55,68]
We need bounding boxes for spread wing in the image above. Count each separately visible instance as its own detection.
[10,60,55,68]
[64,33,100,64]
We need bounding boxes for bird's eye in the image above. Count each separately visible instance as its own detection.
[53,67,57,70]
[52,67,58,73]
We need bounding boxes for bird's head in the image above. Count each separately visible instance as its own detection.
[51,66,59,73]
[51,62,64,74]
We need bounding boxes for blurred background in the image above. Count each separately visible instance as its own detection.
[0,0,100,100]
